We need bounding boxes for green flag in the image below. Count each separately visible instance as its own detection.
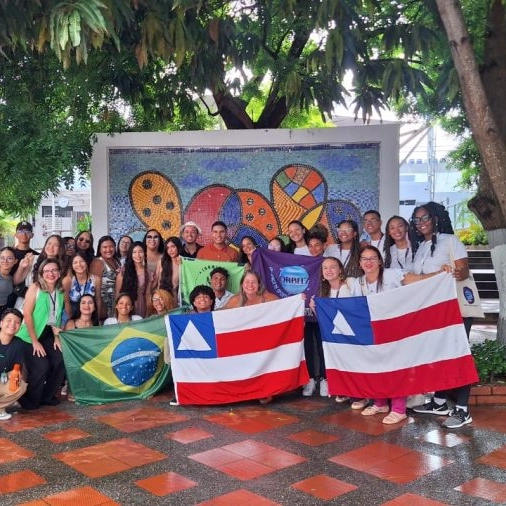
[180,257,244,305]
[60,313,180,405]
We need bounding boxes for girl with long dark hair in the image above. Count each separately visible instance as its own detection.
[91,236,121,320]
[156,237,183,300]
[74,231,95,266]
[115,241,151,318]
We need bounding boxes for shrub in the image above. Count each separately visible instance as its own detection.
[456,224,488,246]
[471,340,506,383]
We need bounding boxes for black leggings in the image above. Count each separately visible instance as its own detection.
[304,321,326,379]
[435,317,474,407]
[20,326,65,409]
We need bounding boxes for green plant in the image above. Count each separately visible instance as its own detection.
[76,214,92,234]
[456,223,488,246]
[471,340,506,383]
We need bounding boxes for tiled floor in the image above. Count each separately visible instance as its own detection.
[1,392,506,505]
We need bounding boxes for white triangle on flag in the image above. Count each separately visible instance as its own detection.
[332,311,355,336]
[178,321,212,351]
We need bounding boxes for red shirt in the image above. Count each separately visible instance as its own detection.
[197,243,239,262]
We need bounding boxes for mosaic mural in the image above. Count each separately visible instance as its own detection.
[109,143,380,246]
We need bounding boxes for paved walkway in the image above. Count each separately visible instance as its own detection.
[1,387,506,505]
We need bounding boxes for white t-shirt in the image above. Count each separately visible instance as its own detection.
[103,315,143,325]
[369,235,386,259]
[411,233,467,274]
[389,245,413,272]
[350,268,405,295]
[329,280,353,298]
[293,245,311,256]
[214,290,234,309]
[324,244,351,268]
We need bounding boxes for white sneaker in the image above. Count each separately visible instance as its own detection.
[406,394,427,409]
[319,379,329,397]
[302,378,316,396]
[0,410,12,421]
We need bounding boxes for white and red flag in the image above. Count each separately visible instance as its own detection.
[315,273,478,398]
[166,295,308,405]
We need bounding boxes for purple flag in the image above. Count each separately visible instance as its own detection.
[252,249,323,320]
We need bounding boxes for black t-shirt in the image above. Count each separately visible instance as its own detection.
[180,243,203,259]
[13,247,39,262]
[11,247,39,274]
[0,337,25,374]
[9,247,39,301]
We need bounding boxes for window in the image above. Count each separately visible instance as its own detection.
[41,206,73,218]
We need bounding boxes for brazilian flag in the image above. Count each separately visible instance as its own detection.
[60,312,181,405]
[180,257,245,306]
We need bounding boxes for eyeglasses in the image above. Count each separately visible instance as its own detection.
[146,235,160,240]
[42,269,60,274]
[78,238,91,244]
[338,228,353,233]
[363,218,380,225]
[360,256,380,263]
[151,297,162,303]
[17,229,31,234]
[66,244,75,249]
[0,257,15,263]
[412,214,431,225]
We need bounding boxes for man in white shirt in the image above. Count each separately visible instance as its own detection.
[361,210,385,258]
[210,267,234,309]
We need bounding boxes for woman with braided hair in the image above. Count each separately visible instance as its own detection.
[409,201,474,429]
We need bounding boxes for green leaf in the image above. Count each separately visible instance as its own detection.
[69,10,81,47]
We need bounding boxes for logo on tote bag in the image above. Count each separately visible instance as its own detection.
[463,286,475,304]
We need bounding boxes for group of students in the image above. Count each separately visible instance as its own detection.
[287,203,473,429]
[0,203,474,428]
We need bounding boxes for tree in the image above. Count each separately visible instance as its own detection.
[0,0,444,214]
[432,0,506,341]
[1,0,439,127]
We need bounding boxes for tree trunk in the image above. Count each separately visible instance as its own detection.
[435,0,506,341]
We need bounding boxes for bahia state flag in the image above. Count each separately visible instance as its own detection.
[166,295,308,405]
[179,257,244,306]
[315,273,479,399]
[60,314,178,405]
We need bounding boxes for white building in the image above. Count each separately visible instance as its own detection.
[30,187,91,250]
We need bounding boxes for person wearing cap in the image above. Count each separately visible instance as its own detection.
[197,221,239,263]
[180,221,203,259]
[9,221,39,306]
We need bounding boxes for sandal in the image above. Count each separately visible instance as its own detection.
[351,399,369,410]
[361,405,389,416]
[382,411,407,424]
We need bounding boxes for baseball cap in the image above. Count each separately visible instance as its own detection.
[16,221,33,232]
[180,221,202,234]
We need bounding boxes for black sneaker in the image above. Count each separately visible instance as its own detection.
[442,408,472,428]
[412,398,449,415]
